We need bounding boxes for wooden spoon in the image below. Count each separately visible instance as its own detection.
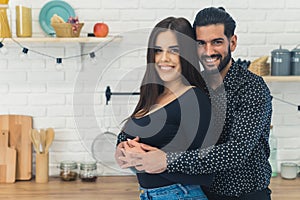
[39,129,46,154]
[30,129,40,154]
[45,128,55,154]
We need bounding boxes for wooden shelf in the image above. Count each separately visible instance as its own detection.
[262,76,300,82]
[2,35,120,43]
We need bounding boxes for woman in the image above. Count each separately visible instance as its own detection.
[115,17,213,200]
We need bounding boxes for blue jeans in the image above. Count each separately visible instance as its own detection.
[139,184,208,200]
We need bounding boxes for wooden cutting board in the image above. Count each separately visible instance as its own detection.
[0,115,32,180]
[0,130,16,183]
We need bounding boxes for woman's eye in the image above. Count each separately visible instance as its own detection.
[154,48,163,53]
[169,48,180,54]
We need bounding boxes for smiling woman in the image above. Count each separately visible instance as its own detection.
[154,30,181,85]
[115,16,213,200]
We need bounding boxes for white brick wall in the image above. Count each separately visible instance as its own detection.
[1,0,299,176]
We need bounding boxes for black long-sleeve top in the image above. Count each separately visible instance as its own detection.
[117,87,214,189]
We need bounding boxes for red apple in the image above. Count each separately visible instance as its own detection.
[93,22,109,37]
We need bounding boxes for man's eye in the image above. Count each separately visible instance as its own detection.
[213,40,223,45]
[197,41,205,46]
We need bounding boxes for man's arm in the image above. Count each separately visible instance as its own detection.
[123,83,272,175]
[167,83,272,174]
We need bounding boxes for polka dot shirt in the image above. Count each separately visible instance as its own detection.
[167,60,273,197]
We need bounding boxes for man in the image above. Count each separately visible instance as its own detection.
[116,7,273,200]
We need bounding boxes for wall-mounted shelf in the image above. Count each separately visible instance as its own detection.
[2,35,120,43]
[262,76,300,82]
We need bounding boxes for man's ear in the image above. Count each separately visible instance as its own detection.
[230,34,237,52]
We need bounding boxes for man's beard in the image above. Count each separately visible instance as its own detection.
[201,46,232,74]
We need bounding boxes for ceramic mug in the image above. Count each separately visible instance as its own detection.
[281,162,298,179]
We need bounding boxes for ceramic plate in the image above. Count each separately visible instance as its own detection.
[39,0,75,36]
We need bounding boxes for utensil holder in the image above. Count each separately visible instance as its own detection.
[36,153,49,183]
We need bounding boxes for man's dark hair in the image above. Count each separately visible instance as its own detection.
[193,7,236,38]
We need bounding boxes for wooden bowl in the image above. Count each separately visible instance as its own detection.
[51,23,84,37]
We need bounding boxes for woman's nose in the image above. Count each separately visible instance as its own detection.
[160,50,170,61]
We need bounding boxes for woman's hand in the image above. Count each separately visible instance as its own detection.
[124,137,145,153]
[119,141,167,174]
[114,141,126,167]
[115,137,144,167]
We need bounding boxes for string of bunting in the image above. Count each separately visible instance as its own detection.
[1,37,299,110]
[0,36,119,70]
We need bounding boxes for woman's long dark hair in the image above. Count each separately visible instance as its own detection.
[131,17,207,118]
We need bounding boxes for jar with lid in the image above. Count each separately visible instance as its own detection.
[59,161,78,181]
[291,45,300,75]
[271,45,291,76]
[79,161,98,182]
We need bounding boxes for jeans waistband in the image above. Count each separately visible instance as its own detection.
[140,184,195,195]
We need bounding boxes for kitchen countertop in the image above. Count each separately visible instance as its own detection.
[0,175,299,199]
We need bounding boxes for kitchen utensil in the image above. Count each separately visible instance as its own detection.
[39,0,75,36]
[45,128,55,153]
[40,129,46,153]
[31,129,41,154]
[271,45,291,76]
[291,45,300,75]
[34,128,54,183]
[0,130,16,183]
[91,131,122,172]
[0,3,12,38]
[0,115,33,180]
[30,129,40,154]
[35,152,49,183]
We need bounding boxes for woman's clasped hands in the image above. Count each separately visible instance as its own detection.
[115,137,167,173]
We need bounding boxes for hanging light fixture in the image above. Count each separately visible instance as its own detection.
[0,41,8,55]
[89,52,97,64]
[55,58,63,70]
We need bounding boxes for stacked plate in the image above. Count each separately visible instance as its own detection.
[39,0,75,36]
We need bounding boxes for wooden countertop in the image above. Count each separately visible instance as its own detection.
[0,175,299,199]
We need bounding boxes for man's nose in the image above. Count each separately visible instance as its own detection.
[204,44,214,56]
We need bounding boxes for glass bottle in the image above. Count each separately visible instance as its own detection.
[269,125,278,177]
[79,161,98,182]
[59,161,78,181]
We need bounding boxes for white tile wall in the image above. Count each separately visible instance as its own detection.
[1,0,299,176]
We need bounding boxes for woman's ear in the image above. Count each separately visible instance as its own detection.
[230,34,237,52]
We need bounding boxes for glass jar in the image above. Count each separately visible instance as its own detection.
[15,4,32,37]
[79,161,98,182]
[59,161,78,181]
